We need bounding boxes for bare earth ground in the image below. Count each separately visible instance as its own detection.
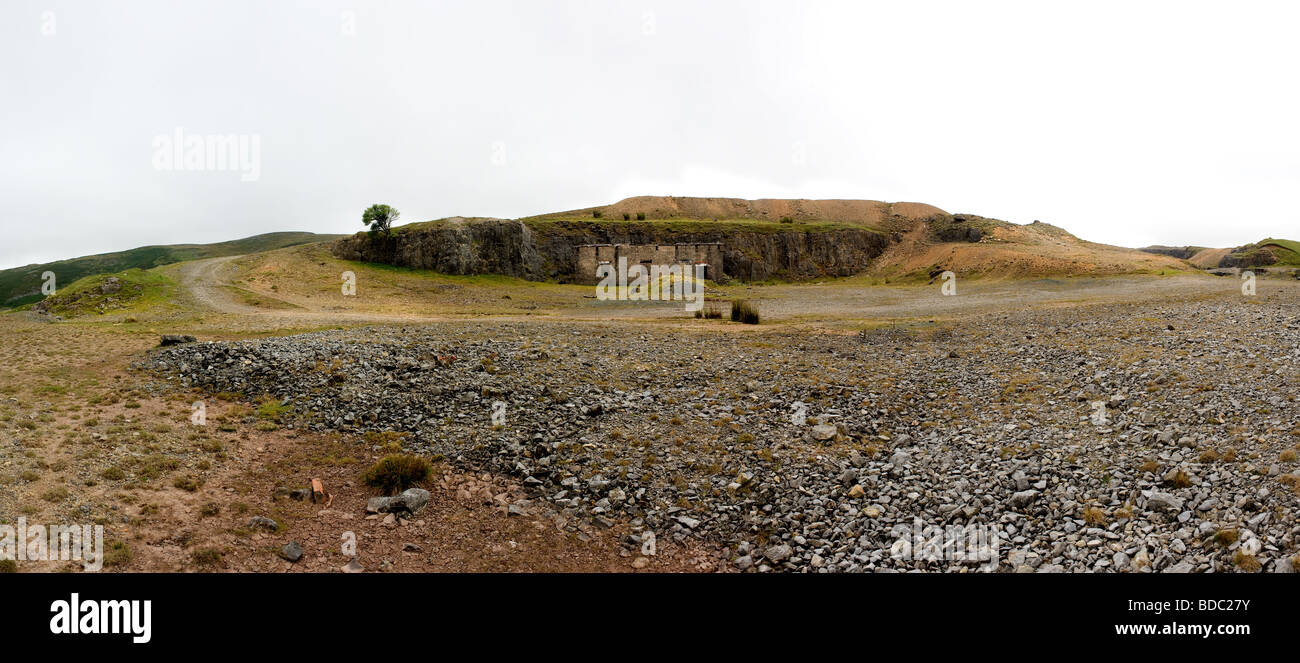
[1,248,1296,573]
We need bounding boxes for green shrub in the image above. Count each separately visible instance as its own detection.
[636,212,646,220]
[362,454,433,494]
[592,210,603,218]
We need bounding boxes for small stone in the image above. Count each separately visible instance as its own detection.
[341,559,364,573]
[631,557,649,569]
[1009,490,1039,508]
[1112,551,1130,570]
[248,516,277,531]
[1133,549,1151,571]
[848,484,865,498]
[279,541,303,562]
[1011,470,1029,491]
[385,488,430,515]
[766,544,793,563]
[810,424,837,441]
[1147,492,1184,513]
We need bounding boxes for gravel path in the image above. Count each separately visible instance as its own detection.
[175,255,256,314]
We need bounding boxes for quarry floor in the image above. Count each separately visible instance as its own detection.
[1,262,1297,573]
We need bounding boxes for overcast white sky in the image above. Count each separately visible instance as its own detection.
[3,0,1299,269]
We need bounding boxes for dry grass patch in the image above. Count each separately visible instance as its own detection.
[1081,506,1108,525]
[1231,550,1261,572]
[361,454,433,494]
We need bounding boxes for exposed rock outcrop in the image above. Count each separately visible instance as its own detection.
[333,218,547,279]
[332,218,892,282]
[1139,245,1202,260]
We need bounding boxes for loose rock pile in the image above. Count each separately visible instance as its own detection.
[139,298,1300,572]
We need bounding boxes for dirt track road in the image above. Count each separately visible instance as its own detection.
[176,255,255,314]
[174,255,464,327]
[173,253,1297,332]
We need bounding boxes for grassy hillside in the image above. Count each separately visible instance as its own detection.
[225,243,586,317]
[1150,239,1300,269]
[0,231,342,308]
[34,268,177,318]
[866,216,1192,280]
[1257,238,1300,266]
[1183,238,1300,269]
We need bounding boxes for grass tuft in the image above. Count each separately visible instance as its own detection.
[1081,506,1108,525]
[361,454,433,494]
[730,299,760,325]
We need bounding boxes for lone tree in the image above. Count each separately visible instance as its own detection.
[362,203,399,237]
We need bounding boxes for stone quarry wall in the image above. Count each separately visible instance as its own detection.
[332,218,891,282]
[576,243,724,283]
[332,218,547,279]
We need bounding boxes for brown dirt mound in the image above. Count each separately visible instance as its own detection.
[869,217,1190,279]
[1189,247,1231,269]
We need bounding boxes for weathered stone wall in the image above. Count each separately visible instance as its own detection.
[576,243,724,283]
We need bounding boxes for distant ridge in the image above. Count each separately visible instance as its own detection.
[527,196,947,231]
[1141,239,1300,269]
[0,231,343,308]
[341,196,1194,281]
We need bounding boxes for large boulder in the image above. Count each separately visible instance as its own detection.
[366,488,431,516]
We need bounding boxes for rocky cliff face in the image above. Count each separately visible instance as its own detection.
[1217,250,1276,268]
[331,218,892,282]
[1139,245,1201,260]
[332,218,547,279]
